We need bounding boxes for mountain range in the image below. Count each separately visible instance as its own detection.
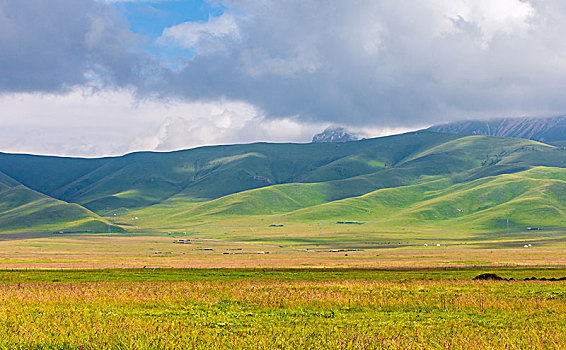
[426,115,566,146]
[1,129,565,236]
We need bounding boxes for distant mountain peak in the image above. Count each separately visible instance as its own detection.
[426,116,566,146]
[312,127,360,143]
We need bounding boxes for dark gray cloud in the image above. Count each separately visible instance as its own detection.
[0,0,164,92]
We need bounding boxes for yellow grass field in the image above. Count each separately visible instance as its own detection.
[0,269,565,349]
[0,232,565,269]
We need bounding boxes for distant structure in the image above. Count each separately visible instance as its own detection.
[312,127,360,143]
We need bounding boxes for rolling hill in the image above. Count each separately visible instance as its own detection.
[0,170,116,234]
[0,131,565,235]
[0,131,464,212]
[282,167,566,231]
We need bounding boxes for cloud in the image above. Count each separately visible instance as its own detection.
[0,88,331,157]
[159,14,240,54]
[0,0,162,92]
[0,86,404,157]
[156,0,566,127]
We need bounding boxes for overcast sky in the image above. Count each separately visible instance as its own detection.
[2,0,566,156]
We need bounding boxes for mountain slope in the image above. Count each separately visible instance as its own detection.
[125,166,566,237]
[1,132,558,215]
[0,132,466,212]
[282,166,566,232]
[0,170,20,191]
[143,136,558,216]
[426,116,566,145]
[0,132,565,235]
[0,170,115,233]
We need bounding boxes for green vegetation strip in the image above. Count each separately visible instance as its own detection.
[0,268,564,349]
[1,267,566,283]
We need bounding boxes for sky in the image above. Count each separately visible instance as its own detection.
[1,0,566,156]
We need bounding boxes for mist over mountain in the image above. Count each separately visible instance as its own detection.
[426,116,566,146]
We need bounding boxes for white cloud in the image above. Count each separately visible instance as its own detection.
[0,87,332,157]
[439,0,534,46]
[159,14,240,54]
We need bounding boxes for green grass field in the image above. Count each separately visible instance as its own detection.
[0,268,564,349]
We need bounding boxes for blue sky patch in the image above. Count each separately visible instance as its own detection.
[109,0,225,67]
[112,1,225,38]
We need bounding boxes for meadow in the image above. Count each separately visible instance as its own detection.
[0,268,564,349]
[0,229,564,269]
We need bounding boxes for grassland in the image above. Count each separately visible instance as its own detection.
[0,229,564,269]
[0,268,564,349]
[0,133,565,348]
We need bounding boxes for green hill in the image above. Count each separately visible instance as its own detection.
[134,166,564,241]
[0,132,565,236]
[1,132,556,212]
[2,132,463,211]
[281,167,566,232]
[0,170,118,234]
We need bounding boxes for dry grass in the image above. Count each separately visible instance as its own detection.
[0,233,565,269]
[0,271,565,349]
